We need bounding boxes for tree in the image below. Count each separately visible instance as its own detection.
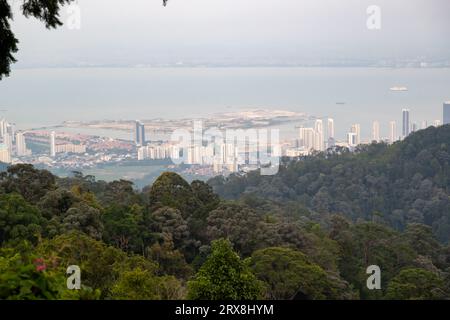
[102,204,146,254]
[37,188,77,219]
[206,203,277,256]
[191,180,220,212]
[110,268,183,300]
[209,125,450,244]
[148,172,201,219]
[250,247,355,300]
[0,164,55,203]
[62,202,103,240]
[385,268,446,300]
[148,234,193,279]
[36,232,159,298]
[0,193,44,245]
[147,207,190,250]
[0,245,100,300]
[187,239,263,300]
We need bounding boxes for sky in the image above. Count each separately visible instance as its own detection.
[8,0,450,68]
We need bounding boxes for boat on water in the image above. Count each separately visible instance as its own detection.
[390,86,408,92]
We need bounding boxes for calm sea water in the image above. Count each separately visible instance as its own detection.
[1,67,449,140]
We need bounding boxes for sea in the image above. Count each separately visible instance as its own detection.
[1,67,449,141]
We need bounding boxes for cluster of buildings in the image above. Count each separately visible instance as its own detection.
[49,131,87,157]
[133,102,450,176]
[1,102,448,178]
[291,103,449,155]
[134,120,281,174]
[297,118,334,154]
[0,119,32,163]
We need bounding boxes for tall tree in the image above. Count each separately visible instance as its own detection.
[188,239,263,300]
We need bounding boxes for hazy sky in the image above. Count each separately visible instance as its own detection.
[9,0,450,67]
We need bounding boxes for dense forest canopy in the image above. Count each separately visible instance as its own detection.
[0,125,449,299]
[209,124,450,243]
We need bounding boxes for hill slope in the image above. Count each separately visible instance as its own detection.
[208,125,450,243]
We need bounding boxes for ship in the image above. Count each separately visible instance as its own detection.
[390,86,408,92]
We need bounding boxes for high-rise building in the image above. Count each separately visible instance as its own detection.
[433,120,441,127]
[0,143,11,163]
[350,124,361,145]
[372,121,380,142]
[298,120,325,152]
[3,133,12,155]
[15,132,30,156]
[298,127,315,152]
[6,123,15,142]
[327,118,335,148]
[389,121,397,144]
[421,120,428,130]
[327,118,334,139]
[444,102,450,125]
[0,119,7,139]
[50,131,56,157]
[134,120,146,146]
[347,132,357,147]
[402,109,410,138]
[314,119,324,151]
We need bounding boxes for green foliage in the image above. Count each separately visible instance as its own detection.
[102,204,147,253]
[0,193,44,245]
[148,233,193,279]
[385,268,446,300]
[0,124,450,302]
[36,232,158,298]
[148,207,191,249]
[149,172,200,217]
[110,268,184,300]
[188,239,263,300]
[0,164,56,203]
[210,125,450,243]
[148,172,218,246]
[206,203,278,256]
[0,245,99,300]
[0,247,64,299]
[0,0,18,79]
[250,247,356,300]
[61,202,103,240]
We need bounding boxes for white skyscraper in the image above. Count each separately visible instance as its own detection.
[372,121,380,142]
[327,118,335,140]
[3,133,12,155]
[402,109,410,138]
[314,119,324,151]
[15,132,30,156]
[421,120,428,130]
[0,143,11,163]
[389,121,397,144]
[350,124,361,145]
[298,127,316,152]
[444,102,450,125]
[0,119,7,139]
[347,132,357,147]
[50,131,56,157]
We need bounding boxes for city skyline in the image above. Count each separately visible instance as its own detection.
[0,102,447,180]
